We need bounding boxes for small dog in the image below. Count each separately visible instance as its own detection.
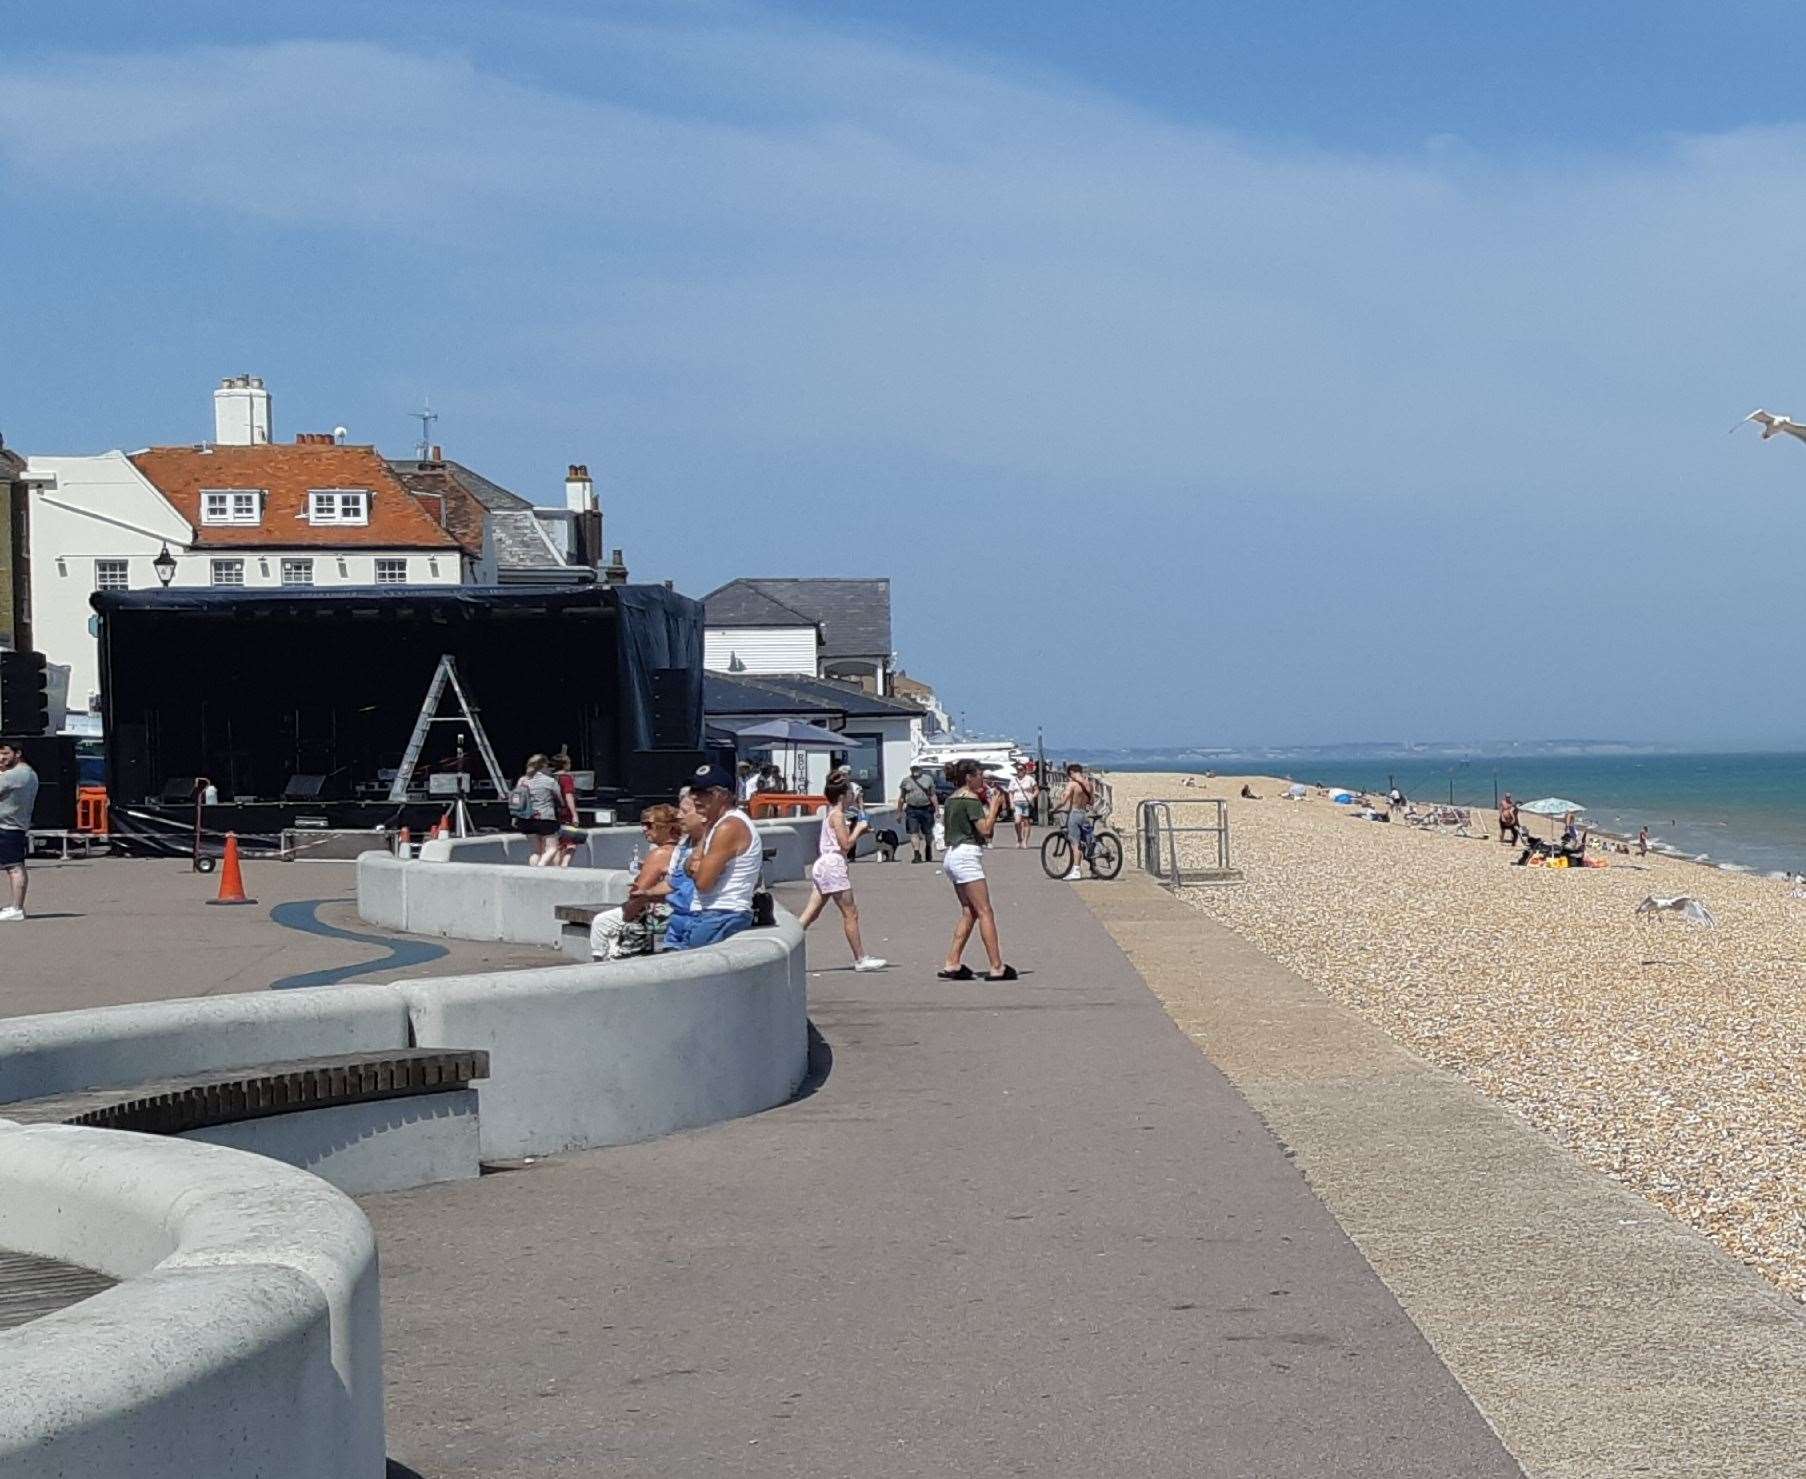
[873,827,900,862]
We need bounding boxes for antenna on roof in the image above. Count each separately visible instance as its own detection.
[413,398,438,461]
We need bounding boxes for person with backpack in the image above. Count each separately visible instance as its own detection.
[895,765,940,864]
[508,753,564,866]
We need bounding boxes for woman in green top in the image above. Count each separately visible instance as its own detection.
[936,759,1016,981]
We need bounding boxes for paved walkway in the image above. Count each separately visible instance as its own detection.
[0,857,553,1016]
[364,847,1520,1478]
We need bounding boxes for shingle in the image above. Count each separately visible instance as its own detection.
[488,509,567,569]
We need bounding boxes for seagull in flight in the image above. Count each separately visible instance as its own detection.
[1738,409,1806,444]
[1634,895,1718,928]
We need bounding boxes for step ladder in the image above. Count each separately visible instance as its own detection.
[387,654,509,804]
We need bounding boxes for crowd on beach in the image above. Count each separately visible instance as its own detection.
[533,753,1108,985]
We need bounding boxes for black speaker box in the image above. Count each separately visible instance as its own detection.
[283,773,333,802]
[160,775,199,805]
[1,734,78,831]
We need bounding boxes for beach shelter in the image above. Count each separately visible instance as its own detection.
[1329,788,1356,804]
[1519,796,1585,837]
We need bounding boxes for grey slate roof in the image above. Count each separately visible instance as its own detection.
[705,671,921,721]
[387,458,532,512]
[489,509,568,569]
[702,578,890,659]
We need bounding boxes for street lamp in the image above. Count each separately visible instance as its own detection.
[152,543,177,588]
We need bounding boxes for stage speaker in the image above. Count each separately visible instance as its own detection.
[160,776,199,805]
[647,667,696,748]
[624,748,705,803]
[2,734,78,831]
[283,773,332,801]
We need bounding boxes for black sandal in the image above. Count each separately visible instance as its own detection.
[936,965,975,980]
[984,966,1019,982]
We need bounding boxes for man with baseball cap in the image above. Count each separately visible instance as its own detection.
[666,762,763,949]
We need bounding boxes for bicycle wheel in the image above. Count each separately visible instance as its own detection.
[1088,830,1124,880]
[1041,830,1071,878]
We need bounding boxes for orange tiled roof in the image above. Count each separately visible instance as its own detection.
[131,442,462,550]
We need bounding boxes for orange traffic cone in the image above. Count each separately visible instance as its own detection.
[396,826,412,859]
[437,811,452,840]
[206,833,257,906]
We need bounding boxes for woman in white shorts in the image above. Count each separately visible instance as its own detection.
[936,759,1016,981]
[796,778,887,972]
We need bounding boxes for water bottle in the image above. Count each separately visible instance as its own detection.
[628,842,641,874]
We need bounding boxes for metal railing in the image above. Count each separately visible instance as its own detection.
[1136,798,1242,886]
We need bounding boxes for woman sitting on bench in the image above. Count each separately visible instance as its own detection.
[589,804,687,961]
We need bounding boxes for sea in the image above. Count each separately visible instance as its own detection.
[1104,752,1806,878]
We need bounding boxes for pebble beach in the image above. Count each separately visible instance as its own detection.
[1103,771,1806,1302]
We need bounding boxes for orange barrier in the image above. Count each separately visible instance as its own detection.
[747,793,828,819]
[205,833,257,907]
[75,786,109,835]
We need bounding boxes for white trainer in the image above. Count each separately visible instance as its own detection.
[1062,869,1082,881]
[0,907,23,922]
[852,956,888,972]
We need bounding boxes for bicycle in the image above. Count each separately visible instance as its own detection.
[1041,809,1124,880]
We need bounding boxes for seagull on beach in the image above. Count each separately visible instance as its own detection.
[1737,409,1806,444]
[1634,895,1718,928]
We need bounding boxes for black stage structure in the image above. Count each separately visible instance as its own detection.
[93,585,705,856]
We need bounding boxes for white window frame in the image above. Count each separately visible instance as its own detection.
[94,559,129,591]
[374,558,409,585]
[280,557,314,587]
[308,488,369,526]
[210,558,245,587]
[201,488,262,525]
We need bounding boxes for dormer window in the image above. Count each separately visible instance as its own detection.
[308,489,369,525]
[201,488,262,525]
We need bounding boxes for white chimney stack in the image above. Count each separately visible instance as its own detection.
[564,463,596,512]
[213,375,272,446]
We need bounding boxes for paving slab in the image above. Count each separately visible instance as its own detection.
[363,846,1520,1478]
[1084,873,1806,1479]
[0,857,555,1015]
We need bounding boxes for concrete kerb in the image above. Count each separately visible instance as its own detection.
[0,1121,384,1478]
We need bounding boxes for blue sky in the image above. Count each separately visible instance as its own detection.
[6,2,1806,746]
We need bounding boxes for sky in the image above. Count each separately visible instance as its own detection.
[5,2,1806,748]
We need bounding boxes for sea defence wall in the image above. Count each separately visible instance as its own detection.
[0,1120,384,1478]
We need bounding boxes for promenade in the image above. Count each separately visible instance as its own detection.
[0,856,552,1013]
[364,846,1520,1478]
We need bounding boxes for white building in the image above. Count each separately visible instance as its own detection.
[702,578,893,693]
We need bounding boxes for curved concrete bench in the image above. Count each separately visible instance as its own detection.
[0,917,809,1163]
[0,1120,383,1478]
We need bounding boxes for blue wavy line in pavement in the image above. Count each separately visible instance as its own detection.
[268,899,449,990]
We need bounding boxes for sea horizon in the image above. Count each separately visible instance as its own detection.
[1072,747,1806,878]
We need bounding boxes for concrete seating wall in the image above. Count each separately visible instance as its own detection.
[415,810,897,880]
[0,1120,384,1478]
[0,924,810,1163]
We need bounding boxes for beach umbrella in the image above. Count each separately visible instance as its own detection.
[1518,796,1585,838]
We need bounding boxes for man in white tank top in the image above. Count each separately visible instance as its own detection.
[667,763,763,950]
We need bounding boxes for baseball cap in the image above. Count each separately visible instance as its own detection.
[688,762,737,793]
